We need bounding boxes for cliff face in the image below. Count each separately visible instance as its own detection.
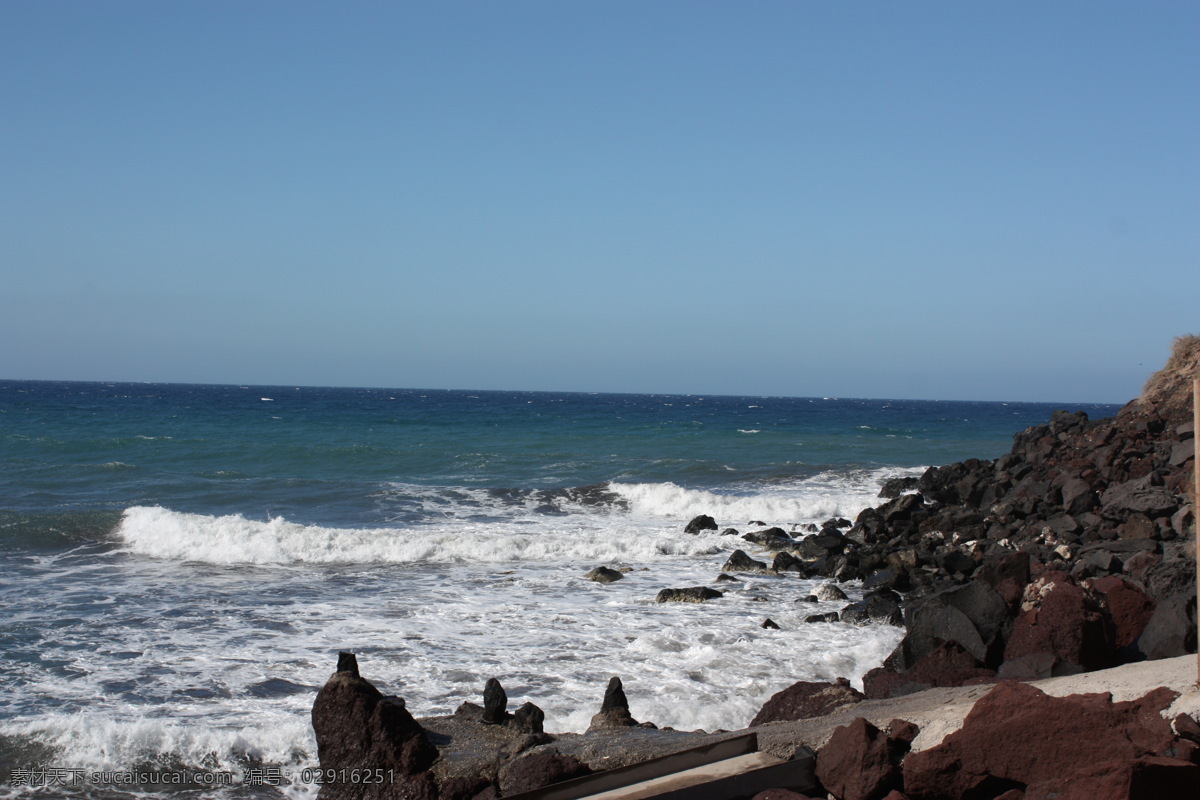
[1126,334,1200,431]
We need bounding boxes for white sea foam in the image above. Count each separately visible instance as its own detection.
[6,467,916,793]
[609,467,920,527]
[115,506,723,566]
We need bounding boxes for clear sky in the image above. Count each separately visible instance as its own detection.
[2,2,1196,403]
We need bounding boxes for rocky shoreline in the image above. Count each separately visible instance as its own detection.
[310,337,1199,799]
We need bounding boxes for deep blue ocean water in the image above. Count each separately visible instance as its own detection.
[0,380,1122,798]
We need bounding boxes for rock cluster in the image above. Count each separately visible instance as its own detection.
[804,682,1200,800]
[311,656,657,799]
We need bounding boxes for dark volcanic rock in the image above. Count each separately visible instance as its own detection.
[902,681,1193,800]
[841,589,904,627]
[482,678,511,725]
[722,549,770,573]
[743,527,794,549]
[587,676,639,731]
[656,586,723,603]
[896,579,1011,670]
[511,702,545,735]
[584,566,625,583]
[310,654,439,800]
[684,514,719,534]
[751,678,865,726]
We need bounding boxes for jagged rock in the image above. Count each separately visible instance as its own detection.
[902,682,1196,800]
[588,676,639,730]
[751,678,865,726]
[310,654,438,800]
[656,586,723,603]
[761,618,780,630]
[864,640,996,699]
[814,717,905,800]
[510,702,545,734]
[1002,570,1114,675]
[722,549,770,573]
[888,579,1009,671]
[684,514,719,534]
[1101,474,1180,517]
[743,527,794,549]
[805,612,840,623]
[841,589,904,626]
[585,566,624,583]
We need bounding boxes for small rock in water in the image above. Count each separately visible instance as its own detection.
[761,618,781,630]
[585,566,624,583]
[815,583,849,602]
[656,587,724,603]
[684,514,718,534]
[722,549,770,573]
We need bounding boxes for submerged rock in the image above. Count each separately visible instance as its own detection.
[585,566,625,583]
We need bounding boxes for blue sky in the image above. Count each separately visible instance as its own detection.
[2,2,1196,403]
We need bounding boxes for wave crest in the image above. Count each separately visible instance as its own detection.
[115,506,721,565]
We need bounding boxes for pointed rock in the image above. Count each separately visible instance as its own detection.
[588,676,639,731]
[482,678,511,725]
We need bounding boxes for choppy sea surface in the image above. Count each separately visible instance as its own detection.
[0,381,1122,798]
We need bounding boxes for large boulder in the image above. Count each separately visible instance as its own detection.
[1001,571,1115,677]
[684,514,719,534]
[890,579,1011,671]
[864,641,996,700]
[310,653,439,800]
[814,717,909,800]
[750,678,865,727]
[902,681,1194,800]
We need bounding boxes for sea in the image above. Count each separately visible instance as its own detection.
[0,380,1123,798]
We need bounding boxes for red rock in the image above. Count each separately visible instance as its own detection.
[815,717,901,800]
[1088,575,1157,650]
[751,678,865,726]
[863,641,996,699]
[1002,571,1115,673]
[902,681,1184,800]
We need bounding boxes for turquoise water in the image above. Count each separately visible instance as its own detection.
[0,380,1121,798]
